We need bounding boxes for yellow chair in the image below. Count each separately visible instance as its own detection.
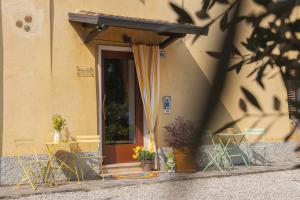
[14,139,47,190]
[75,135,104,181]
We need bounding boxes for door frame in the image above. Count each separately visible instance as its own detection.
[97,45,149,161]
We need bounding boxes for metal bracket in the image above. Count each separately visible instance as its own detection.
[84,24,107,43]
[159,34,185,49]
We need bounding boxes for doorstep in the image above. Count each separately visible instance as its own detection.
[101,162,164,178]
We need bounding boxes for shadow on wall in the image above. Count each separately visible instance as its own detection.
[170,41,289,144]
[51,128,100,181]
[157,39,235,146]
[0,0,4,184]
[54,150,99,181]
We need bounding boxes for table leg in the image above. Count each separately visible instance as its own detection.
[71,154,81,183]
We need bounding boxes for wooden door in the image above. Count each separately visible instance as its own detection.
[101,50,143,164]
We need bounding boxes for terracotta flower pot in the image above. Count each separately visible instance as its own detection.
[142,160,153,171]
[173,148,197,172]
[226,128,234,134]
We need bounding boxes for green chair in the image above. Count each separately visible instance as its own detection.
[202,131,231,172]
[244,128,267,166]
[216,134,249,170]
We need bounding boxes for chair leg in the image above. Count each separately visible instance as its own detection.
[72,157,81,183]
[202,159,214,172]
[101,168,104,182]
[263,147,267,163]
[44,160,51,184]
[227,156,234,170]
[79,158,84,182]
[26,167,37,190]
[100,159,104,182]
[246,145,251,167]
[223,150,234,170]
[17,165,37,190]
[214,155,224,172]
[48,160,57,187]
[203,151,223,172]
[241,155,250,168]
[16,174,27,189]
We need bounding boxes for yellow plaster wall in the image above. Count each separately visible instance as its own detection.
[0,0,292,156]
[0,0,3,157]
[2,0,52,156]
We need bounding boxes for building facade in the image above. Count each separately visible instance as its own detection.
[0,0,295,185]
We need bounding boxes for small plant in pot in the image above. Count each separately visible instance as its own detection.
[132,146,155,171]
[52,114,66,143]
[164,116,197,172]
[165,152,175,173]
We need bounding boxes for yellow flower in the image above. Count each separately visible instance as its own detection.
[132,146,145,160]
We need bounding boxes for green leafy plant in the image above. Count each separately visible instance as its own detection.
[166,152,175,171]
[132,146,155,161]
[52,114,66,131]
[139,150,155,161]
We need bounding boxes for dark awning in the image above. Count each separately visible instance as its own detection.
[68,11,208,48]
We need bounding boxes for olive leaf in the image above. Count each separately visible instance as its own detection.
[273,96,281,111]
[170,2,194,24]
[206,51,221,59]
[239,98,247,112]
[220,12,228,31]
[241,87,263,111]
[227,61,243,74]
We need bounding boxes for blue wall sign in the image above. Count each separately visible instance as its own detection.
[163,96,171,113]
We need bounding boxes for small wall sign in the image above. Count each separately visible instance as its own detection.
[163,96,171,114]
[77,66,94,77]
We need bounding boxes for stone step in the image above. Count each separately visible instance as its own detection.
[101,170,146,178]
[101,169,163,178]
[102,162,143,174]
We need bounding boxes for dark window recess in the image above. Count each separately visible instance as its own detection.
[286,68,297,119]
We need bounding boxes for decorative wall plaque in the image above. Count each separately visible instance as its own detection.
[77,66,94,77]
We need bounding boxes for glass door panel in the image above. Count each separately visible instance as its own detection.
[103,58,136,144]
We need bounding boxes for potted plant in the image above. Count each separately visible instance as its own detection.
[166,152,175,173]
[164,116,197,172]
[226,127,234,134]
[132,146,155,171]
[52,114,66,143]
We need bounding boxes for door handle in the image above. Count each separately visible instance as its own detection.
[102,94,106,121]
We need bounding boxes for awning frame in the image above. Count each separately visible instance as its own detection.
[69,12,208,48]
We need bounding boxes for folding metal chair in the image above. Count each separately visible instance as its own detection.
[244,128,267,166]
[216,135,249,170]
[75,135,104,181]
[14,139,47,190]
[202,131,231,172]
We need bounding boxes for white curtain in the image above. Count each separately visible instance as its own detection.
[132,45,160,153]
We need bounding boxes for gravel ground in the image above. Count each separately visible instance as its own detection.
[19,169,300,200]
